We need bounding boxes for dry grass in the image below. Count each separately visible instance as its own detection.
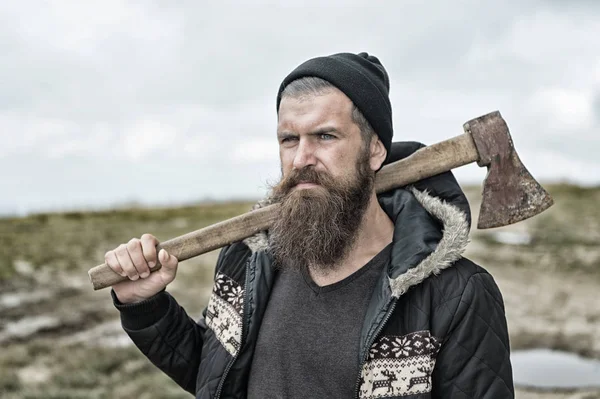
[0,200,253,397]
[0,201,254,282]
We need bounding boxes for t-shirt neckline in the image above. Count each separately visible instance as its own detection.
[301,243,392,295]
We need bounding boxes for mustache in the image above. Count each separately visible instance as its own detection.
[273,167,335,197]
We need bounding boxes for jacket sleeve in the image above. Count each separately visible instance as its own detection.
[113,290,206,394]
[113,244,234,394]
[432,272,515,398]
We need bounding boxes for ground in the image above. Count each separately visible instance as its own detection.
[0,184,598,398]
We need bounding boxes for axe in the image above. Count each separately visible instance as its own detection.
[88,111,553,290]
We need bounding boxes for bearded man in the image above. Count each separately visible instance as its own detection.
[107,52,514,398]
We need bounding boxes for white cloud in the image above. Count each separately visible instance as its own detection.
[4,1,182,54]
[1,113,73,153]
[120,119,177,161]
[528,88,595,132]
[47,125,115,159]
[231,138,279,164]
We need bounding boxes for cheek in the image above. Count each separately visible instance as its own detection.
[279,149,294,173]
[331,149,351,169]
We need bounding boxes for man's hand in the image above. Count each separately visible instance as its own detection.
[105,234,178,304]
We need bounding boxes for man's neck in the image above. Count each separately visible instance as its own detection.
[309,192,394,286]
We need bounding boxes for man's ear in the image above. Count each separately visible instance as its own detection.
[369,136,387,171]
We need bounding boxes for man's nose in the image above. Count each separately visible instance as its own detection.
[292,139,317,170]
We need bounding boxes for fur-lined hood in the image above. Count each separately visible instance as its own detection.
[384,188,470,297]
[243,187,470,298]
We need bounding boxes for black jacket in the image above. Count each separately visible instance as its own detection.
[114,142,514,398]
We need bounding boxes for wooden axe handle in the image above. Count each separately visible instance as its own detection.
[88,133,478,290]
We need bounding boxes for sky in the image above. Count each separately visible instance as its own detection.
[1,1,599,215]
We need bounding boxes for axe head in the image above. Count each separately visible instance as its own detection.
[463,111,554,229]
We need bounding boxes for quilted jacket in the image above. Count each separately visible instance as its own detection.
[114,142,514,398]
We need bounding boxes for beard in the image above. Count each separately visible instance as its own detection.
[268,148,375,275]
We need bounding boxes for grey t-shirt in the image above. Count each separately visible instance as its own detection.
[247,245,391,398]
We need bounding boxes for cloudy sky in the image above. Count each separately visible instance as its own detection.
[1,1,599,215]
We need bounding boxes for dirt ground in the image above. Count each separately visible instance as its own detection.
[1,185,598,398]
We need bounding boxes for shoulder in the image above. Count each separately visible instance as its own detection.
[214,241,254,285]
[426,256,497,300]
[422,257,507,336]
[409,257,506,329]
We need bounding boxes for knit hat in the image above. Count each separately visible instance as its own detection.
[276,52,393,158]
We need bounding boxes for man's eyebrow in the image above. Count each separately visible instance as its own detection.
[310,127,342,136]
[277,131,298,140]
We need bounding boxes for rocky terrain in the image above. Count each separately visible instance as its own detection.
[0,184,598,398]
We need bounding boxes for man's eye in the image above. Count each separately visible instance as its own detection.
[320,133,335,140]
[281,136,298,144]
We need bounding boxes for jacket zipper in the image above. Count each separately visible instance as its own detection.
[353,298,397,399]
[214,256,253,399]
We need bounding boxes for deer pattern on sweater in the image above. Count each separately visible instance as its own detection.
[205,273,244,356]
[358,330,441,398]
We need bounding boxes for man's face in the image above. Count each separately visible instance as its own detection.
[276,88,372,190]
[269,88,377,273]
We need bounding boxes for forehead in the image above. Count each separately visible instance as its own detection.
[277,89,354,133]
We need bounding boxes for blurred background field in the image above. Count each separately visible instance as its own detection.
[0,183,599,398]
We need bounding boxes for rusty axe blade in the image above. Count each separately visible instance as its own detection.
[463,111,554,229]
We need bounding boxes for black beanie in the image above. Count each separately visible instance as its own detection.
[276,52,393,157]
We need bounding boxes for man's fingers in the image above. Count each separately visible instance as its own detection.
[158,249,178,280]
[127,238,150,278]
[159,249,178,269]
[140,234,159,269]
[105,250,126,277]
[106,234,169,282]
[115,244,139,280]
